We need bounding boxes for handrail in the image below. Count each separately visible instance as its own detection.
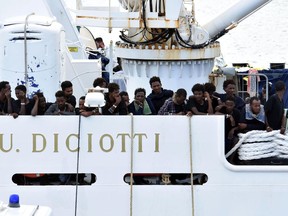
[237,72,269,102]
[24,12,35,95]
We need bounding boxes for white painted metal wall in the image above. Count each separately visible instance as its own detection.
[1,116,288,215]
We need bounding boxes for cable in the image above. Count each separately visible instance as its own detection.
[129,113,134,216]
[74,115,82,216]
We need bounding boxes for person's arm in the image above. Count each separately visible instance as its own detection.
[280,113,287,134]
[215,106,226,115]
[5,91,13,114]
[158,100,169,115]
[31,95,39,116]
[191,107,206,115]
[60,103,75,115]
[204,92,214,114]
[238,108,247,130]
[245,121,266,131]
[107,95,122,114]
[227,126,239,140]
[45,104,58,115]
[236,96,245,111]
[264,97,273,131]
[19,101,26,115]
[118,101,128,115]
[187,98,207,115]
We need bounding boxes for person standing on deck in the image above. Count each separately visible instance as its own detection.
[215,79,245,112]
[147,76,173,114]
[264,80,287,134]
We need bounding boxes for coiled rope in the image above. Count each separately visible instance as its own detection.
[226,130,288,160]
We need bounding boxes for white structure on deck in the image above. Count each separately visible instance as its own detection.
[0,0,101,101]
[75,0,271,94]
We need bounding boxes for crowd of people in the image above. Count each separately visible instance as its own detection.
[1,77,286,137]
[1,75,287,184]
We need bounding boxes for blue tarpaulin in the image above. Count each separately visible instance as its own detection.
[258,69,288,108]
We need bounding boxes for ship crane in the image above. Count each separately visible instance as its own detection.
[75,0,272,94]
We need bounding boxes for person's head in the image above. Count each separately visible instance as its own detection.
[149,76,162,94]
[35,92,46,109]
[134,88,146,103]
[79,96,85,110]
[95,37,105,49]
[174,88,187,105]
[55,90,66,110]
[93,77,107,88]
[0,81,10,94]
[275,80,286,92]
[15,85,27,99]
[249,96,261,114]
[223,79,236,96]
[225,96,235,112]
[108,83,120,98]
[120,91,129,105]
[204,82,216,96]
[61,81,73,97]
[192,83,205,101]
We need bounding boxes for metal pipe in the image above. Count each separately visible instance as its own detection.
[203,0,272,39]
[24,12,35,95]
[109,0,112,33]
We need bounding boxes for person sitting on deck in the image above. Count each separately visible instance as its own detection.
[75,96,98,116]
[147,76,174,114]
[0,81,14,115]
[31,92,52,116]
[215,96,241,153]
[102,83,128,115]
[204,82,222,112]
[120,91,130,107]
[158,88,187,115]
[238,96,266,133]
[45,90,75,115]
[61,80,77,108]
[186,83,213,115]
[12,85,36,116]
[128,88,156,115]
